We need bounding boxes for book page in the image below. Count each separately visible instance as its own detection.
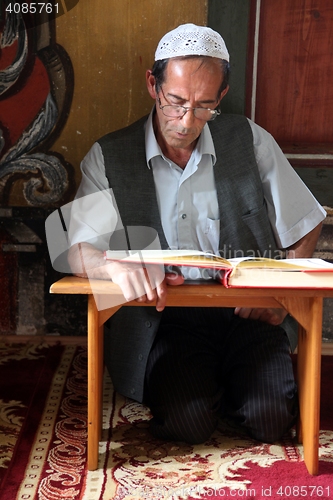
[105,249,232,268]
[229,257,333,271]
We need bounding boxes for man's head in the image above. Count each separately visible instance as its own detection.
[146,24,230,158]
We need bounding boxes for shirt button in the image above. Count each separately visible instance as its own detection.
[145,321,152,328]
[138,354,143,361]
[181,213,187,219]
[130,388,136,395]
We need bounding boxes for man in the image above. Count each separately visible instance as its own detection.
[68,24,325,444]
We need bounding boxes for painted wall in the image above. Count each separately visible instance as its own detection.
[52,0,207,188]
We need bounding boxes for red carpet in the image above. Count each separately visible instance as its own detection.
[0,342,333,500]
[0,342,87,500]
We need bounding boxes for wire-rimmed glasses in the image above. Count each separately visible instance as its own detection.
[157,87,221,122]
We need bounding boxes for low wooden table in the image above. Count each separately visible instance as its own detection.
[50,276,332,474]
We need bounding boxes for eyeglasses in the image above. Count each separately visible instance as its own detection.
[157,87,221,122]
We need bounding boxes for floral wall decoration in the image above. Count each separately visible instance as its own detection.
[0,1,76,207]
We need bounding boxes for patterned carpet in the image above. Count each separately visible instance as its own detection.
[1,341,333,500]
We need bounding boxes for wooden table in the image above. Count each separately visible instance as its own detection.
[50,276,333,474]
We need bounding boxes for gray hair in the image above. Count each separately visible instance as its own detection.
[151,56,230,101]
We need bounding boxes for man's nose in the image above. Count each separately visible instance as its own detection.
[180,108,196,126]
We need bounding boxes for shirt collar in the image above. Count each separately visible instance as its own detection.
[145,107,217,168]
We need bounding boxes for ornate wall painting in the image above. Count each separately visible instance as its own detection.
[0,1,76,207]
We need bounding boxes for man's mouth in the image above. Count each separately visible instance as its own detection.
[174,130,191,137]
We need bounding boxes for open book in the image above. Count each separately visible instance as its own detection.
[104,249,333,288]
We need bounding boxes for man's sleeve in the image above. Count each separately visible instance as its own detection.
[68,143,119,251]
[248,119,326,249]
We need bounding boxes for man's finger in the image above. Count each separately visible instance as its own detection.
[165,272,184,285]
[234,307,288,325]
[234,307,253,319]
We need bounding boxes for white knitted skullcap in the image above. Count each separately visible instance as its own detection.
[155,23,229,62]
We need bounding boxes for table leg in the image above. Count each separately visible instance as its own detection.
[87,295,102,471]
[275,296,323,475]
[97,323,104,441]
[296,297,323,476]
[87,299,123,471]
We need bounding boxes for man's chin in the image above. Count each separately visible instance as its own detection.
[167,135,195,149]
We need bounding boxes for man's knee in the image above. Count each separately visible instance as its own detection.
[245,396,298,443]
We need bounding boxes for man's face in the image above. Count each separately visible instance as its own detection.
[146,57,228,155]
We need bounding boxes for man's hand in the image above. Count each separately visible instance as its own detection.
[234,307,288,325]
[109,261,184,312]
[68,242,184,312]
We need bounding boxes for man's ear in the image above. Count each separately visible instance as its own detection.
[217,85,229,105]
[146,70,157,99]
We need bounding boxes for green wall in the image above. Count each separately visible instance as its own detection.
[208,0,250,115]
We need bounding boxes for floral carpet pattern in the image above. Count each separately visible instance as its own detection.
[0,342,87,500]
[1,342,333,499]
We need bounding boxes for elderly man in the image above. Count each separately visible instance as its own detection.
[68,24,325,444]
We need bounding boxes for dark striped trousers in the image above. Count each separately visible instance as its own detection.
[144,306,298,444]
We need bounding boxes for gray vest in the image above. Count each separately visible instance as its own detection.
[98,114,297,402]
